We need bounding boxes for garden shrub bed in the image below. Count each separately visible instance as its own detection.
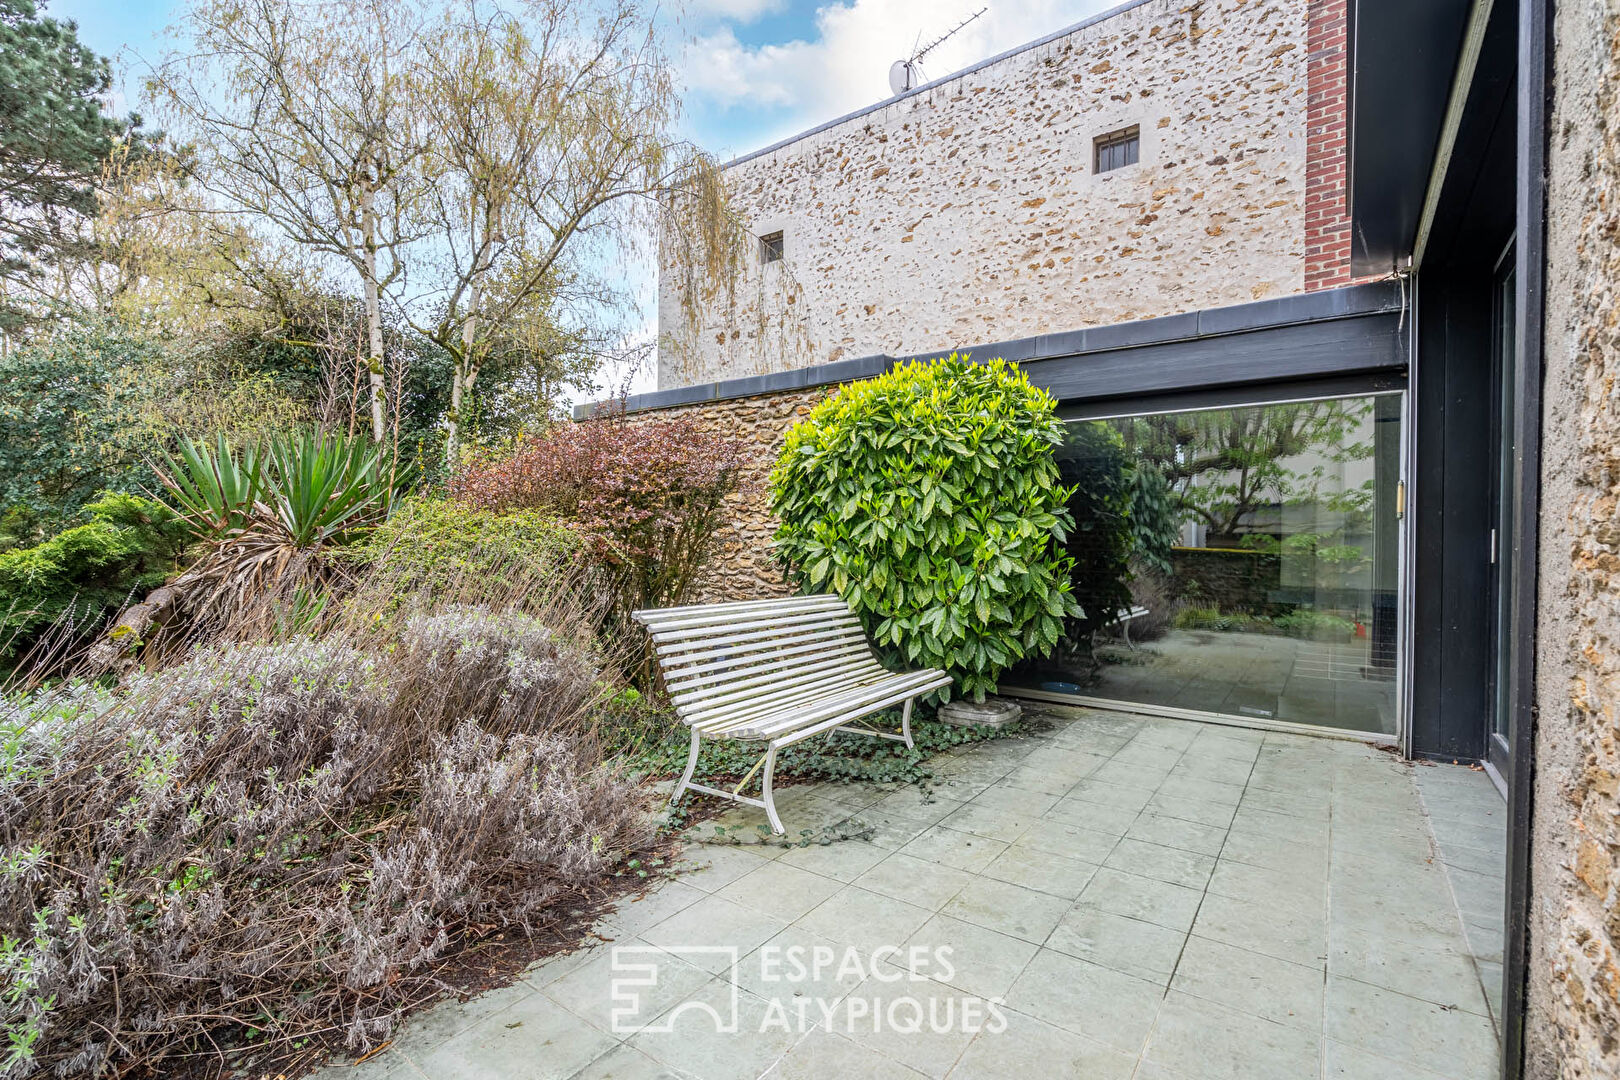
[0,494,189,669]
[0,573,656,1079]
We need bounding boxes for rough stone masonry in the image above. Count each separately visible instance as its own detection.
[659,0,1337,390]
[1529,1,1620,1074]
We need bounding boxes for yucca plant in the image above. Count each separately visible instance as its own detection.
[92,430,405,670]
[180,430,403,622]
[260,430,399,548]
[155,435,263,537]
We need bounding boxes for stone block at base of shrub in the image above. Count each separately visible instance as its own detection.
[938,698,1023,729]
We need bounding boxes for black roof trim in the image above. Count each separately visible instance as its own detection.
[574,281,1403,419]
[1346,0,1474,275]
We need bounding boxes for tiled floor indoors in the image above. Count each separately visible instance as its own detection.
[1012,629,1398,736]
[325,706,1506,1080]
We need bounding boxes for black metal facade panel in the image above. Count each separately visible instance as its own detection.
[1347,0,1474,275]
[1502,2,1552,1073]
[1020,311,1407,405]
[582,282,1407,418]
[1056,371,1408,421]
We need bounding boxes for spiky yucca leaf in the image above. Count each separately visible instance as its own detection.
[155,435,262,537]
[260,430,399,548]
[110,431,405,664]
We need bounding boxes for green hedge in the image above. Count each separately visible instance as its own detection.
[769,354,1081,701]
[0,493,189,662]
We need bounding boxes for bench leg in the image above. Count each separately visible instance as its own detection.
[825,700,918,748]
[671,731,787,836]
[760,746,784,835]
[672,728,700,807]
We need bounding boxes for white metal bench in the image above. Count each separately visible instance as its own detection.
[1111,604,1152,648]
[633,594,953,834]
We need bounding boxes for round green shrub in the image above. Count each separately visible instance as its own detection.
[768,354,1082,700]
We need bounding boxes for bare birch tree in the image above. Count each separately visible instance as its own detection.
[402,0,736,463]
[147,0,425,440]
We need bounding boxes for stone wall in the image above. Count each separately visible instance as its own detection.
[627,387,826,603]
[1167,547,1284,614]
[1527,1,1620,1075]
[659,0,1326,389]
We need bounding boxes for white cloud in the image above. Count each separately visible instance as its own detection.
[680,0,1119,150]
[685,0,789,21]
[683,27,803,109]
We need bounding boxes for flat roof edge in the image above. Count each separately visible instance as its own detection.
[575,280,1402,419]
[722,0,1157,170]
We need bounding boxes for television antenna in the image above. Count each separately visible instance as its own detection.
[888,7,988,96]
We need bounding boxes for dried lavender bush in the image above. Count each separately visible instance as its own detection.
[0,554,655,1078]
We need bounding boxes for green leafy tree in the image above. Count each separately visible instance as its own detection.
[1125,460,1180,574]
[0,327,165,538]
[403,0,713,465]
[1114,400,1371,542]
[0,324,332,545]
[1055,423,1135,641]
[0,0,134,331]
[769,355,1082,701]
[1043,428,1181,664]
[149,0,429,441]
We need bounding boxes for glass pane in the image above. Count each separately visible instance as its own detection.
[1005,393,1402,736]
[1492,266,1517,740]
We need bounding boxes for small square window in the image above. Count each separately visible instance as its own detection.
[1094,126,1140,174]
[759,231,784,264]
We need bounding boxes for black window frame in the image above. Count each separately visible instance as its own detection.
[1094,126,1140,174]
[759,230,784,264]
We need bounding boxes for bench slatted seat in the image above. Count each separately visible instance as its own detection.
[633,594,952,834]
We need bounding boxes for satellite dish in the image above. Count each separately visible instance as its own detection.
[887,8,986,98]
[889,60,918,96]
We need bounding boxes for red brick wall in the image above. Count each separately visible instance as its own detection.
[1305,0,1353,290]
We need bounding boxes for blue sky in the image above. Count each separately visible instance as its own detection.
[53,0,1117,160]
[49,0,1115,393]
[675,0,1117,157]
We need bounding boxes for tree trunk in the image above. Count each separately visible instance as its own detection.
[360,186,387,442]
[445,282,482,467]
[86,584,187,675]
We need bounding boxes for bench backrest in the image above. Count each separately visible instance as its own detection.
[632,595,892,726]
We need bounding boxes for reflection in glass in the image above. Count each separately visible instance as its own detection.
[1006,394,1402,736]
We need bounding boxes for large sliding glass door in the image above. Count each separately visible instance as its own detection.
[1004,389,1405,739]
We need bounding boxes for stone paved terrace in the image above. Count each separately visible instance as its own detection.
[325,706,1505,1080]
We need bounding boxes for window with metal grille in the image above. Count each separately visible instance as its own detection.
[759,231,784,264]
[1094,127,1140,173]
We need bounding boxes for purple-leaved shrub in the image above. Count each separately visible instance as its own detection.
[0,588,653,1078]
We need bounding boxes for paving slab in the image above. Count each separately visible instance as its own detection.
[317,705,1505,1080]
